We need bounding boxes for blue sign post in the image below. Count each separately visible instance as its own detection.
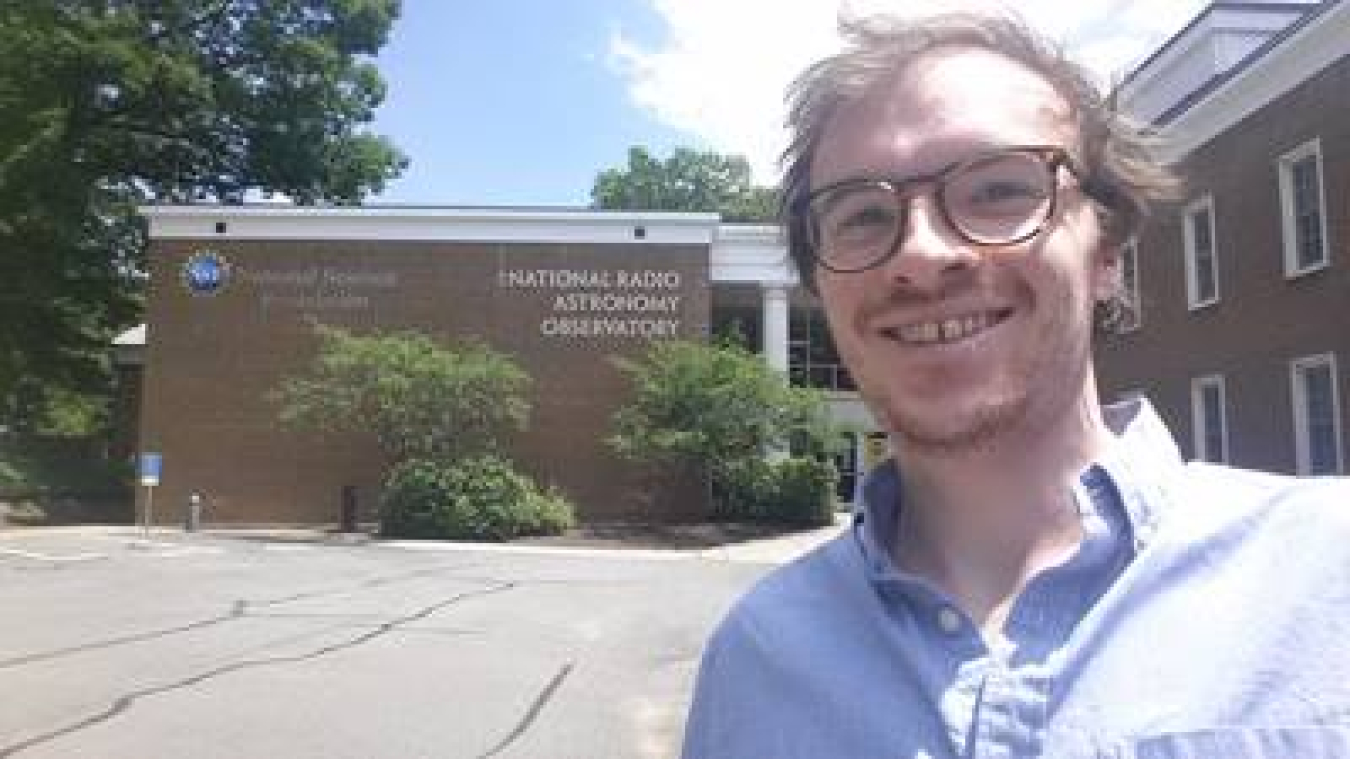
[138,453,162,536]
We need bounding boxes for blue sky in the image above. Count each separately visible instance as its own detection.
[369,0,1210,208]
[370,0,692,206]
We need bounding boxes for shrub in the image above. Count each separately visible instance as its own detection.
[380,455,574,541]
[609,339,842,518]
[765,457,838,527]
[0,437,132,498]
[716,458,775,521]
[716,456,838,527]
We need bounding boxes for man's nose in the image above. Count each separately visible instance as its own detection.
[877,195,980,292]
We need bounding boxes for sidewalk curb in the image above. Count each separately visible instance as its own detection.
[1,519,849,564]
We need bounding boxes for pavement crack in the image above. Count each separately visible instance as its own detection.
[477,662,575,758]
[0,565,473,670]
[0,581,516,758]
[0,605,247,670]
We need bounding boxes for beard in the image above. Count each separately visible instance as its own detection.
[866,332,1093,459]
[880,391,1032,457]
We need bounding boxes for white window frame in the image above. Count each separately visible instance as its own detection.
[1183,195,1220,309]
[1278,138,1330,277]
[1118,240,1141,332]
[1291,353,1344,476]
[1191,374,1229,463]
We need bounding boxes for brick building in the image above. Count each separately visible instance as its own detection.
[1096,0,1348,475]
[125,207,879,525]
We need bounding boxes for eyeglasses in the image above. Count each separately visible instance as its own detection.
[800,146,1082,273]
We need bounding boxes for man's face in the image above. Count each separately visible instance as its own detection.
[810,47,1117,454]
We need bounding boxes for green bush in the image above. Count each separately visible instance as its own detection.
[766,457,838,526]
[715,458,773,521]
[715,456,838,527]
[0,438,132,498]
[608,338,843,520]
[0,458,23,490]
[380,455,574,541]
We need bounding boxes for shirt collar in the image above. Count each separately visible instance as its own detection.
[852,396,1182,580]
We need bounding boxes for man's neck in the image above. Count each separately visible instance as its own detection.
[889,395,1116,640]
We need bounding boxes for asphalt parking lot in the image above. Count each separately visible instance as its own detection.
[0,525,841,759]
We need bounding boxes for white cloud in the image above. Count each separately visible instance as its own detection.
[608,0,840,181]
[610,0,1210,183]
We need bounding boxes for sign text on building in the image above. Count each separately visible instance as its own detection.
[498,268,686,339]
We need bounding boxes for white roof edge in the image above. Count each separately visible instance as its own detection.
[137,204,721,225]
[1120,2,1317,100]
[715,223,783,241]
[114,324,146,346]
[140,204,723,245]
[1161,0,1349,160]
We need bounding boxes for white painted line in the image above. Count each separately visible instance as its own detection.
[383,540,698,562]
[261,544,314,552]
[150,546,225,558]
[125,539,186,551]
[0,548,106,562]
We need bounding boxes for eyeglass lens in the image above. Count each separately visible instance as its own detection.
[810,150,1056,271]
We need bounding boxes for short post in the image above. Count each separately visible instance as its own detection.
[340,485,358,533]
[143,487,155,538]
[186,492,203,532]
[138,453,162,538]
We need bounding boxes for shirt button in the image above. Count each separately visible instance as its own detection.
[937,606,963,634]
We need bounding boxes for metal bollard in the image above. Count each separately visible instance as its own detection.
[340,485,358,533]
[186,492,203,532]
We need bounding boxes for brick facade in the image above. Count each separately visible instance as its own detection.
[1096,48,1349,473]
[138,236,711,525]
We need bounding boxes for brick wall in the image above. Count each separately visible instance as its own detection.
[138,238,712,525]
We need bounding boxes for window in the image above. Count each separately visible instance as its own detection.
[1292,354,1343,475]
[788,306,854,391]
[1119,240,1140,331]
[1191,374,1228,463]
[1278,138,1330,276]
[833,432,859,503]
[1183,195,1219,308]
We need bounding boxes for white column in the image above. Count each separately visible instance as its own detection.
[761,284,790,378]
[762,283,792,461]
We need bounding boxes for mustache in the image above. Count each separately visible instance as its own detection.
[855,276,983,321]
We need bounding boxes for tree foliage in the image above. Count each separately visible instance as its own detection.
[272,325,531,465]
[591,146,777,222]
[274,325,575,539]
[0,0,407,431]
[609,339,839,519]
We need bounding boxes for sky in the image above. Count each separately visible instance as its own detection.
[369,0,1212,207]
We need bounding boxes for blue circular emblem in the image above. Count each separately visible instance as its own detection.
[182,250,230,296]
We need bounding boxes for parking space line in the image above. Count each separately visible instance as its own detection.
[0,548,106,562]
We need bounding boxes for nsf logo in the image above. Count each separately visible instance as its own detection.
[182,250,231,296]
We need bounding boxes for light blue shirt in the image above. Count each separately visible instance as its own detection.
[682,399,1350,758]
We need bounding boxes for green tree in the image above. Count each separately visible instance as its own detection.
[591,146,777,222]
[272,325,531,465]
[0,0,407,432]
[609,339,839,520]
[273,324,575,540]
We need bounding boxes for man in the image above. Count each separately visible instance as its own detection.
[682,11,1350,758]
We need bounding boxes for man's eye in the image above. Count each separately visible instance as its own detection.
[966,181,1044,204]
[837,205,896,231]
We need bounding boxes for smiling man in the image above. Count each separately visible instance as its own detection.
[681,11,1350,759]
